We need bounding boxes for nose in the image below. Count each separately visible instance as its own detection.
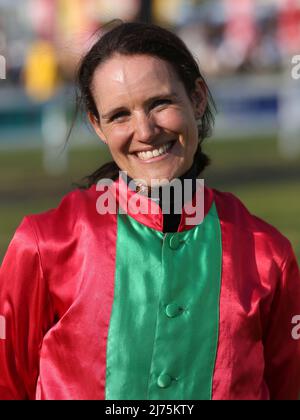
[133,112,157,143]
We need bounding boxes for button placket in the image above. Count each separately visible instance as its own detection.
[147,231,190,398]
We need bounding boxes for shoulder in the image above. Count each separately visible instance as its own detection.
[212,188,293,265]
[24,185,99,239]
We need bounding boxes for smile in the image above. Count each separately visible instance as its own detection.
[136,141,175,161]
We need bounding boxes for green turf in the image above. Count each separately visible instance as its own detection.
[0,136,300,263]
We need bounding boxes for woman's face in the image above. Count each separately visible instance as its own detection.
[89,54,207,186]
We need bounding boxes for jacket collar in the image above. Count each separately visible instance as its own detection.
[110,173,214,232]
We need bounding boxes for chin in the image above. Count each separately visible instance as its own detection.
[144,174,177,186]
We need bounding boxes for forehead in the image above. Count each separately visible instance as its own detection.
[91,54,183,107]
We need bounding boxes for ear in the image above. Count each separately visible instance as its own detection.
[191,78,208,119]
[88,112,107,145]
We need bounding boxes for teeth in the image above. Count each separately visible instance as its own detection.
[137,141,173,161]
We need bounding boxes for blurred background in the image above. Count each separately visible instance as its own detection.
[0,0,300,262]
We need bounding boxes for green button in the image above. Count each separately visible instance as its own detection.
[165,303,184,318]
[157,374,172,388]
[169,235,184,250]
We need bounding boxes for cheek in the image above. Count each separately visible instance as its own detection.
[156,109,187,133]
[157,108,198,143]
[158,109,198,150]
[102,125,131,153]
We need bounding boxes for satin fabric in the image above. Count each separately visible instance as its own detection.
[0,176,300,400]
[0,187,118,400]
[212,191,300,400]
[106,203,221,399]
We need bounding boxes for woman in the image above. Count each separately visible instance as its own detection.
[0,22,300,400]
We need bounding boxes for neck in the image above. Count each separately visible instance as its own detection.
[126,161,199,210]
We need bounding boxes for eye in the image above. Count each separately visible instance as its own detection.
[151,98,172,109]
[110,111,129,122]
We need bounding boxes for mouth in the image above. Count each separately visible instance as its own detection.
[135,140,177,162]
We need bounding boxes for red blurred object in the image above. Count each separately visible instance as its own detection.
[278,0,300,54]
[28,0,57,41]
[223,0,257,54]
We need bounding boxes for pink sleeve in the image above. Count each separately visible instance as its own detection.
[0,218,53,400]
[263,246,300,400]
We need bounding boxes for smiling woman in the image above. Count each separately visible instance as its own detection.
[88,54,203,185]
[0,21,300,401]
[76,21,215,187]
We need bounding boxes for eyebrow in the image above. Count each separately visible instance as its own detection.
[101,92,178,120]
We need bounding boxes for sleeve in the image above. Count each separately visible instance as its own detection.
[0,217,53,400]
[263,245,300,400]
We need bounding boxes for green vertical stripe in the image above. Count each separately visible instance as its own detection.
[106,203,222,400]
[105,213,164,400]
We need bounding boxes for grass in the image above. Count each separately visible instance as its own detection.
[0,135,300,263]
